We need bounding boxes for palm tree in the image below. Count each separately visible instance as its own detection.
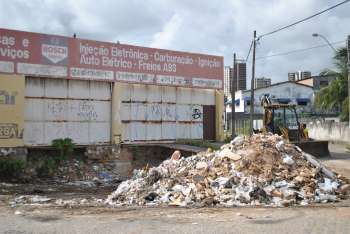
[315,47,349,121]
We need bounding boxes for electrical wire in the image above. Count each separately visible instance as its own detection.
[255,40,345,60]
[245,40,253,61]
[258,0,350,39]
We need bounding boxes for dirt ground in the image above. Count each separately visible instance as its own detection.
[0,142,350,234]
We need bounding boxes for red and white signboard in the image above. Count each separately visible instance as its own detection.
[0,28,223,89]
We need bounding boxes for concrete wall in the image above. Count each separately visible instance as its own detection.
[112,82,124,144]
[0,74,25,147]
[24,77,112,146]
[308,121,350,143]
[215,90,224,141]
[1,74,225,146]
[118,83,217,141]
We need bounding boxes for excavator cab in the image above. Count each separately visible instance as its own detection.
[263,104,301,141]
[261,96,330,157]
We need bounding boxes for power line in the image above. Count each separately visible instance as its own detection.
[259,0,350,39]
[255,40,345,60]
[245,40,253,61]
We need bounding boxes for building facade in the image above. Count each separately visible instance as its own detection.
[296,74,337,91]
[224,66,232,98]
[242,81,314,114]
[234,60,247,91]
[254,77,271,89]
[226,82,315,115]
[0,28,225,148]
[288,71,311,81]
[223,60,247,99]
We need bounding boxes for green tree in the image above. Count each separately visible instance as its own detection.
[315,47,349,121]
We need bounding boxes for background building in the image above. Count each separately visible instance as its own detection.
[224,60,247,97]
[234,60,247,91]
[254,77,271,89]
[288,71,311,81]
[296,74,337,91]
[225,81,315,131]
[242,81,314,115]
[224,66,233,98]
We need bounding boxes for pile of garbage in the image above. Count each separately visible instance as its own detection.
[106,134,350,207]
[53,159,123,185]
[22,156,124,186]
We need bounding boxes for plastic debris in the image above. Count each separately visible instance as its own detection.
[231,136,245,146]
[106,134,350,207]
[318,178,338,192]
[171,150,181,160]
[282,154,294,165]
[14,210,23,215]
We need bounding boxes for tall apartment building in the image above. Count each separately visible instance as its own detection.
[254,77,271,89]
[234,60,247,91]
[288,71,311,81]
[224,60,247,98]
[224,66,233,98]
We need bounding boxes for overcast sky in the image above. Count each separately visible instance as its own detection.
[0,0,349,87]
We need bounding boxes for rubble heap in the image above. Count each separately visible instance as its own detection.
[106,134,350,207]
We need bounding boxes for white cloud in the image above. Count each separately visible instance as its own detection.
[150,14,183,48]
[0,0,349,86]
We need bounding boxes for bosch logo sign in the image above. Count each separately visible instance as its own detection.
[41,43,68,64]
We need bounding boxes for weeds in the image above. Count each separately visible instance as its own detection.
[36,138,75,177]
[51,138,75,160]
[0,159,25,179]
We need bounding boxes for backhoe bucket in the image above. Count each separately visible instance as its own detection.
[294,140,330,158]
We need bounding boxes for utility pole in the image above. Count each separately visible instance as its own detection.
[249,30,257,135]
[231,53,236,139]
[347,35,350,127]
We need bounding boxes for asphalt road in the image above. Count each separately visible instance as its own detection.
[0,142,349,234]
[1,205,350,234]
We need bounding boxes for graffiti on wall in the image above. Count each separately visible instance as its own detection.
[77,101,98,121]
[192,108,202,120]
[47,101,66,115]
[0,74,25,147]
[0,123,23,139]
[46,100,99,121]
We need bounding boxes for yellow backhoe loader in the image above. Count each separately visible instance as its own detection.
[261,97,330,157]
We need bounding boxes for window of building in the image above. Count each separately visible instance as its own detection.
[319,81,328,87]
[297,101,308,106]
[296,98,310,106]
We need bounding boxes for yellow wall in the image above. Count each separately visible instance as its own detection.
[215,90,225,141]
[0,74,25,147]
[111,82,124,144]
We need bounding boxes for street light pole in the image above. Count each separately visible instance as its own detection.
[312,33,337,52]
